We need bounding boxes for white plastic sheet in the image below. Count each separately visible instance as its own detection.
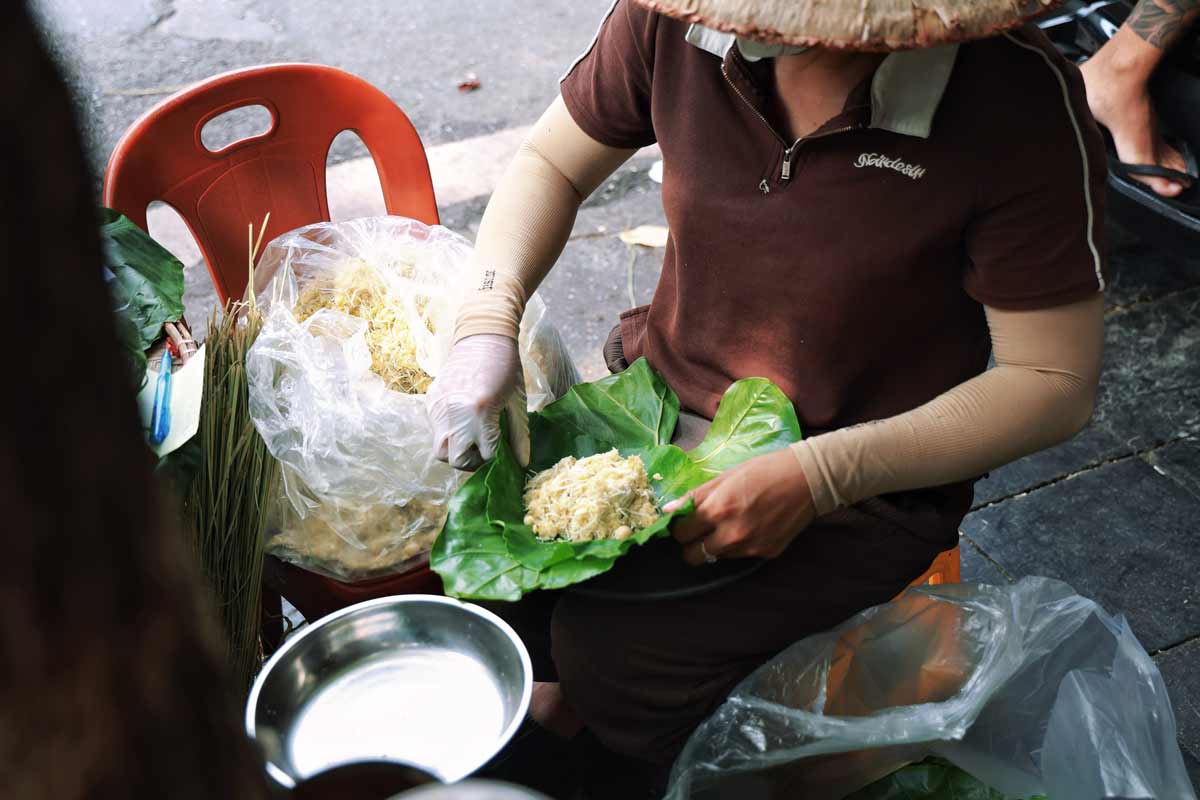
[667,577,1197,800]
[246,217,577,582]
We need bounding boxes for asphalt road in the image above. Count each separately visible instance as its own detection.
[30,0,665,380]
[31,0,613,175]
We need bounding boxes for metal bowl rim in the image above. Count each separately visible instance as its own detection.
[244,594,533,788]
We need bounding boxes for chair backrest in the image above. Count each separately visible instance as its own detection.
[102,63,438,303]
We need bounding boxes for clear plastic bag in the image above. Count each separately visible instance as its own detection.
[247,216,577,582]
[667,577,1197,800]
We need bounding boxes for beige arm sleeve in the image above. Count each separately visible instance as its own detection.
[453,96,638,342]
[791,294,1104,515]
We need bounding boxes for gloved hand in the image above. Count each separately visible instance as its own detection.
[428,333,530,470]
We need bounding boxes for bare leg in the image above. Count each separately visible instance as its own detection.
[1080,0,1200,197]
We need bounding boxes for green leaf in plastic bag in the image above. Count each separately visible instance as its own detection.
[99,207,185,377]
[431,359,801,600]
[112,308,149,388]
[845,757,1048,800]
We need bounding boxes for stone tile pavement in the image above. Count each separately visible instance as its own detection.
[964,230,1200,785]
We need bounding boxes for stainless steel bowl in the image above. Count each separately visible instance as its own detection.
[246,595,532,788]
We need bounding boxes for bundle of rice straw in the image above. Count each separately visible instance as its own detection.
[181,217,278,698]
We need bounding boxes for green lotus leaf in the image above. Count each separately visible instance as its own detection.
[432,359,802,600]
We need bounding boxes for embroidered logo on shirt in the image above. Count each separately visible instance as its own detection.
[854,152,926,180]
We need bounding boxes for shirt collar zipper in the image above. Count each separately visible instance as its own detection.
[722,61,860,186]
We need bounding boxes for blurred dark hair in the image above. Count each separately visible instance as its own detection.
[0,3,268,797]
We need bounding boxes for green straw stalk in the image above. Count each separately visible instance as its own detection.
[182,299,278,698]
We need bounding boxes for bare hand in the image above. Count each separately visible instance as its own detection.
[663,448,816,566]
[163,320,196,365]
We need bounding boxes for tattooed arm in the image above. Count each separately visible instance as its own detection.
[1127,0,1200,50]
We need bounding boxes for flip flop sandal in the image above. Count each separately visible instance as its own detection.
[1100,123,1200,256]
[1103,126,1200,216]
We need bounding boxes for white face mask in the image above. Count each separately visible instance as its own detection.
[735,36,811,61]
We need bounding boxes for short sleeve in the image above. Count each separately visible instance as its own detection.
[963,36,1108,310]
[559,0,658,150]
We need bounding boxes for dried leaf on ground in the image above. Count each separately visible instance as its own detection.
[618,225,669,248]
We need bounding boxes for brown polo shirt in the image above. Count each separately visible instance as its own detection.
[560,2,1107,540]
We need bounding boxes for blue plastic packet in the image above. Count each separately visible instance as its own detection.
[149,347,173,445]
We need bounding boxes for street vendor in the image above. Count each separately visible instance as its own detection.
[428,0,1106,783]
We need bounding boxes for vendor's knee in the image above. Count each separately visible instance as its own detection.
[549,598,712,764]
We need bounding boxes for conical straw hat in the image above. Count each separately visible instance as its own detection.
[634,0,1063,51]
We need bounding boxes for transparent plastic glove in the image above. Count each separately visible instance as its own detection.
[428,333,530,470]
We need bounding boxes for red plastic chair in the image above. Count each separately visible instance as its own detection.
[103,62,438,303]
[103,64,443,630]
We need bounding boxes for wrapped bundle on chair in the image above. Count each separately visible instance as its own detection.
[247,216,577,582]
